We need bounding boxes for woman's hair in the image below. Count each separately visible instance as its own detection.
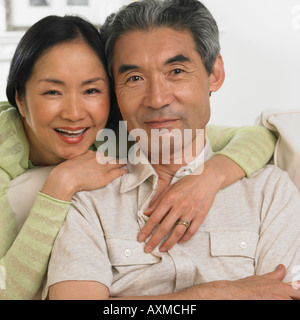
[6,15,122,128]
[100,0,220,79]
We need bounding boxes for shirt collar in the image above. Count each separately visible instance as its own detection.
[120,136,214,194]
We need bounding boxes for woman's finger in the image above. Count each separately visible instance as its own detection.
[178,214,205,243]
[142,207,188,253]
[158,222,191,252]
[138,201,171,243]
[144,187,169,216]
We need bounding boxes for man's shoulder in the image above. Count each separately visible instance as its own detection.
[70,171,132,223]
[250,164,290,184]
[241,164,298,196]
[72,172,126,204]
[221,164,296,198]
[252,164,286,177]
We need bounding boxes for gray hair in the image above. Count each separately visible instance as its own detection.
[100,0,220,79]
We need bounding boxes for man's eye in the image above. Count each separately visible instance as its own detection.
[171,68,184,75]
[128,75,142,82]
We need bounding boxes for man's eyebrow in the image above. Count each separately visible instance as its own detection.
[118,64,139,75]
[117,55,190,74]
[164,54,190,65]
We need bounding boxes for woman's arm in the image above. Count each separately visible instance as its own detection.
[138,125,277,253]
[0,191,70,300]
[207,125,277,177]
[0,150,126,300]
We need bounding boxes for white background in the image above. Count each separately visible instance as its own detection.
[0,0,299,126]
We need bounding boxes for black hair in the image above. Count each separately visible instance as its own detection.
[6,15,122,128]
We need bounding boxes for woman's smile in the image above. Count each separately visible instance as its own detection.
[54,127,90,144]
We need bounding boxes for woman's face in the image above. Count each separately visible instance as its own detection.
[16,40,110,166]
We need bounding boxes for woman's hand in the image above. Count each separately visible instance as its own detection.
[138,155,245,253]
[41,150,127,202]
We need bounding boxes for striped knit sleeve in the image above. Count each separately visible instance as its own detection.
[206,125,277,177]
[0,192,70,300]
[0,170,18,259]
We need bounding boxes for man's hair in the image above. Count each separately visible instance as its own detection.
[100,0,220,79]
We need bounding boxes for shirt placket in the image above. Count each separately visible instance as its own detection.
[136,177,157,229]
[168,246,195,292]
[136,173,195,292]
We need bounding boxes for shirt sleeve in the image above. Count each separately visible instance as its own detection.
[0,191,70,300]
[207,125,277,177]
[43,195,113,299]
[253,168,300,283]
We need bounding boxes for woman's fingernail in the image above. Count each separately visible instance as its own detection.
[144,245,153,253]
[138,233,146,242]
[159,246,167,252]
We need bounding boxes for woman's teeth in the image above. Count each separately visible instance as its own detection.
[55,128,87,137]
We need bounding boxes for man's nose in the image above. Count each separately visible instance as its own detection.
[144,76,174,109]
[60,93,85,121]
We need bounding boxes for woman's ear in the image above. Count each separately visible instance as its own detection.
[209,54,225,93]
[15,90,26,118]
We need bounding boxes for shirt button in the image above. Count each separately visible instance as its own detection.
[240,242,247,250]
[124,249,132,257]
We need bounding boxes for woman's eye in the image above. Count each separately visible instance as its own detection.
[85,88,100,95]
[44,90,59,95]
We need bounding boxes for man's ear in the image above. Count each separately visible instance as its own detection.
[209,54,225,93]
[15,90,26,118]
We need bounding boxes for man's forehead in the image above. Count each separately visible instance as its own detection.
[114,27,195,49]
[113,27,198,68]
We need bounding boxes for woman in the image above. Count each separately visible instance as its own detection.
[0,15,276,300]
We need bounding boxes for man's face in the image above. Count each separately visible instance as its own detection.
[113,27,224,147]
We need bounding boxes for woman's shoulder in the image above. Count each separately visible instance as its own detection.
[0,101,30,178]
[0,101,13,111]
[0,101,19,125]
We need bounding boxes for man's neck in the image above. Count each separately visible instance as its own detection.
[150,131,206,199]
[152,162,184,187]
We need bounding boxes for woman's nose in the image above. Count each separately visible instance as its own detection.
[60,94,85,121]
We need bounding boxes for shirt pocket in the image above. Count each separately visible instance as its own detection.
[106,238,160,266]
[210,231,259,259]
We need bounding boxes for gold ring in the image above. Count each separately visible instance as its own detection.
[177,218,191,229]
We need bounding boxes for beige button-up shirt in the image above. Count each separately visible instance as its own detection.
[44,139,300,298]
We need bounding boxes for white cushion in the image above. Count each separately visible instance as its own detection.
[259,109,300,191]
[7,166,54,231]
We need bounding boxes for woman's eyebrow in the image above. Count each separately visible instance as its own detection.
[37,77,105,85]
[37,78,64,85]
[82,77,106,85]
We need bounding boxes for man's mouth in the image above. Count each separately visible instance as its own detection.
[144,119,179,128]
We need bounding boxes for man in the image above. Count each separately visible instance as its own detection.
[45,0,300,299]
